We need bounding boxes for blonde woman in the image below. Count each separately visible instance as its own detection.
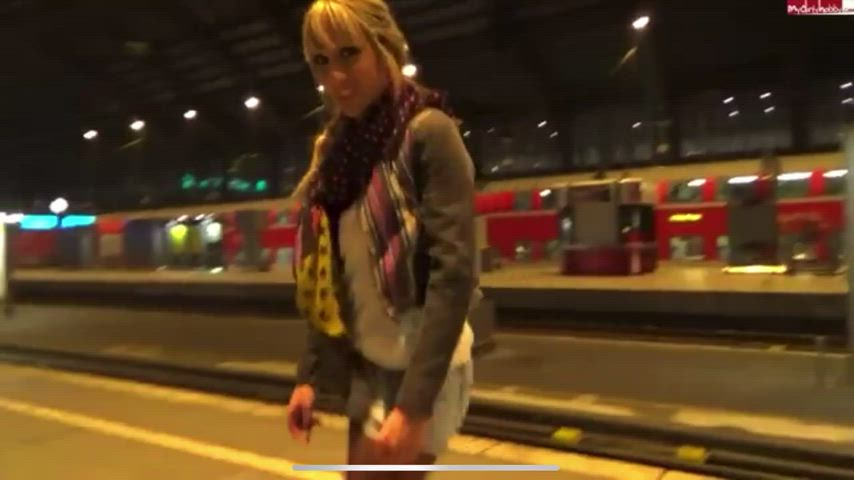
[286,0,478,477]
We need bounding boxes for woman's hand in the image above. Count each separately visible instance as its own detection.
[376,407,428,463]
[287,384,317,444]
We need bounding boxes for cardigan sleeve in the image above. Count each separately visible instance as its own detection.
[395,109,476,419]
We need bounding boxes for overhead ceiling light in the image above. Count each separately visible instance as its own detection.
[728,110,740,117]
[843,97,853,105]
[83,129,98,140]
[537,120,548,128]
[402,64,418,78]
[317,85,325,93]
[841,81,853,90]
[244,96,260,110]
[632,121,642,129]
[632,15,650,30]
[723,96,735,104]
[487,127,496,134]
[687,179,706,187]
[49,197,69,215]
[760,92,772,99]
[539,189,552,198]
[463,130,471,138]
[764,106,776,114]
[549,131,559,138]
[130,120,145,131]
[183,109,197,120]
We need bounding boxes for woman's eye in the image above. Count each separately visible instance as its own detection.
[339,46,361,60]
[312,54,329,67]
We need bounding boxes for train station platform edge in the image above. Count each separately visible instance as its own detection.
[11,262,848,319]
[1,304,852,466]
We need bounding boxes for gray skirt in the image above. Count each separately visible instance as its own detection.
[346,357,474,456]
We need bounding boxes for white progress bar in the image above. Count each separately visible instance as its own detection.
[294,465,560,472]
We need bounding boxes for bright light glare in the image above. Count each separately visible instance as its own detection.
[764,106,776,114]
[49,197,69,215]
[463,130,471,138]
[402,64,418,78]
[2,213,23,224]
[728,110,740,118]
[632,121,642,129]
[841,82,853,90]
[843,97,853,105]
[317,85,325,93]
[824,169,848,178]
[184,109,197,120]
[83,130,98,140]
[728,175,758,185]
[759,92,772,99]
[723,265,788,275]
[687,179,707,187]
[244,96,260,109]
[632,15,650,30]
[537,121,548,128]
[130,120,145,131]
[549,131,559,138]
[723,96,735,104]
[539,189,552,198]
[777,172,811,181]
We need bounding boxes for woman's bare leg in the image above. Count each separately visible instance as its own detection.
[347,420,438,480]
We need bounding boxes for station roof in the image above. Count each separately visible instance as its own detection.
[1,0,852,205]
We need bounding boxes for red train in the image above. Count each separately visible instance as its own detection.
[6,152,847,271]
[477,154,846,266]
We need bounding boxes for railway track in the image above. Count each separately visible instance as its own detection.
[1,343,852,480]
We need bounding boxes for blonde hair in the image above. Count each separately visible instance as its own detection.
[292,0,413,200]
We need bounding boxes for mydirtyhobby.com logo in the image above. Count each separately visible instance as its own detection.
[788,0,854,15]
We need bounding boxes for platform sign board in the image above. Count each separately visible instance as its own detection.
[844,125,854,383]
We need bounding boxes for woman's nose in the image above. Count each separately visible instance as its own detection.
[329,67,348,83]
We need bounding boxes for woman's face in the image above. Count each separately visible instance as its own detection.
[308,29,389,119]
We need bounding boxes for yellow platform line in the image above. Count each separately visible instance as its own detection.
[0,396,336,480]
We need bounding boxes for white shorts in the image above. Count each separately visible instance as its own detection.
[349,361,474,456]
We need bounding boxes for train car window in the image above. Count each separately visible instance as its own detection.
[666,181,703,203]
[512,190,532,210]
[539,189,558,210]
[670,236,705,261]
[715,178,730,201]
[776,177,810,199]
[825,174,846,196]
[716,236,730,262]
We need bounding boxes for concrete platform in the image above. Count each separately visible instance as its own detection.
[11,262,848,320]
[2,304,853,460]
[0,361,700,480]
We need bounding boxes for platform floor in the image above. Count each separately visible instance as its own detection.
[0,362,702,480]
[11,261,847,294]
[2,304,852,457]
